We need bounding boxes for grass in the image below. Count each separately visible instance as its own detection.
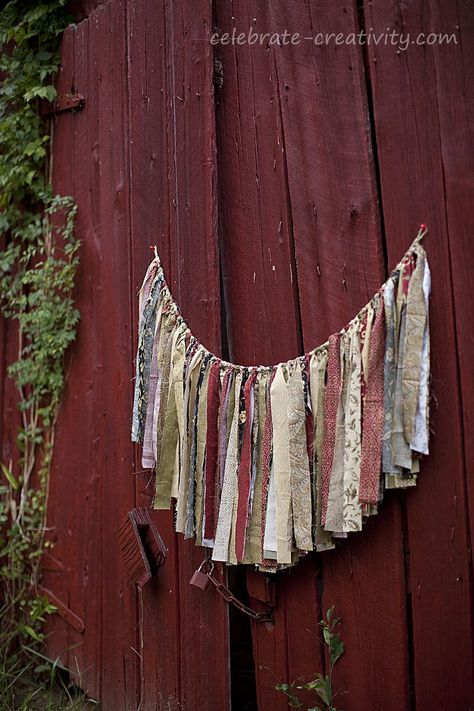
[0,646,99,711]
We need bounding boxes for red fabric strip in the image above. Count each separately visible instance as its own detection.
[235,370,258,562]
[359,301,386,504]
[203,360,221,541]
[401,255,415,296]
[321,334,341,526]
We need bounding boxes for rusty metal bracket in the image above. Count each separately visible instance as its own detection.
[40,92,85,116]
[117,508,167,589]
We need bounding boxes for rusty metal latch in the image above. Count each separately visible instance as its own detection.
[40,92,85,116]
[190,556,275,623]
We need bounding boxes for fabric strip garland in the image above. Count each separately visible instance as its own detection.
[132,230,431,571]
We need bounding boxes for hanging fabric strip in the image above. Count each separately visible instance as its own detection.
[194,358,212,545]
[235,369,258,562]
[141,300,164,469]
[131,266,161,443]
[212,371,243,562]
[287,360,313,550]
[270,365,293,565]
[411,260,431,455]
[175,346,203,534]
[359,297,386,505]
[202,360,221,541]
[321,334,342,527]
[402,249,427,444]
[243,371,265,564]
[132,229,431,571]
[382,277,398,475]
[324,336,349,534]
[309,350,334,551]
[342,324,362,532]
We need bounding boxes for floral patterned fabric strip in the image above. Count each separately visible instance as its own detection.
[131,230,431,570]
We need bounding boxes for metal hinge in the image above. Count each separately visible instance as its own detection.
[40,92,85,116]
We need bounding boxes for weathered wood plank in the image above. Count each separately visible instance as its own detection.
[363,0,474,707]
[268,2,410,709]
[214,0,303,367]
[126,0,181,706]
[213,3,321,710]
[127,0,230,708]
[43,22,82,685]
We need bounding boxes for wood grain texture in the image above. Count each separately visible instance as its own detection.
[45,4,140,708]
[265,2,410,709]
[42,23,77,683]
[363,0,474,707]
[127,0,229,708]
[126,1,181,707]
[214,0,303,367]
[13,0,472,708]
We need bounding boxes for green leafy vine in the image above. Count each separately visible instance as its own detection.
[0,1,80,704]
[276,606,345,711]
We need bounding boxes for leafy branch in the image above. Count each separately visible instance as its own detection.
[276,606,345,711]
[0,1,80,705]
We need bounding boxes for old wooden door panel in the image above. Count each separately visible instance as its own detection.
[127,0,230,709]
[269,2,410,709]
[214,2,411,710]
[46,3,140,708]
[213,2,321,709]
[364,0,474,707]
[36,0,474,709]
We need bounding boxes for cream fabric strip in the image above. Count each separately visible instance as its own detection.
[402,250,427,443]
[342,325,363,532]
[382,279,397,475]
[212,371,243,562]
[170,325,187,499]
[270,364,293,565]
[287,360,313,551]
[411,259,431,455]
[325,335,349,534]
[263,460,277,559]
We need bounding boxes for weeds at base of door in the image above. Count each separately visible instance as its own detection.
[275,606,345,711]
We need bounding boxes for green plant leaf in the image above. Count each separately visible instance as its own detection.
[23,625,43,642]
[275,682,304,708]
[330,634,344,666]
[311,675,332,707]
[1,462,18,490]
